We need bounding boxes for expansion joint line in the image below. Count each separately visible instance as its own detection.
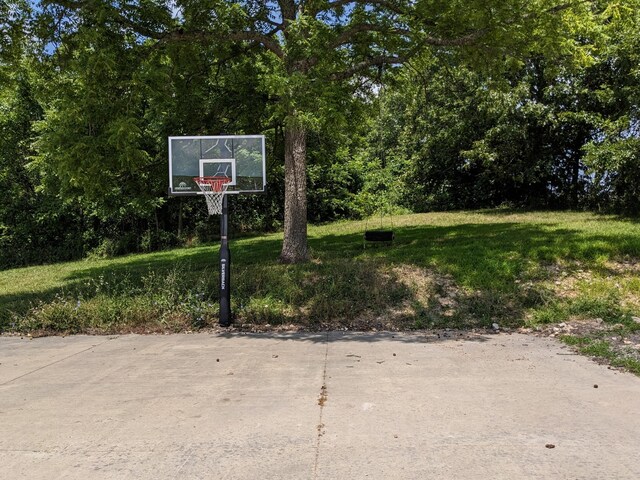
[313,332,330,479]
[0,337,117,386]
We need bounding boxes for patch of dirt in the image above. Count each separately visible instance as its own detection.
[523,317,606,337]
[540,260,640,311]
[391,265,460,318]
[549,270,594,300]
[522,317,640,369]
[265,265,465,331]
[603,259,640,275]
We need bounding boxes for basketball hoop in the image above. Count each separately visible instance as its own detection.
[193,176,231,215]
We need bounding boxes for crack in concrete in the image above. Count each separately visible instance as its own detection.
[0,337,118,386]
[313,332,330,479]
[173,446,193,480]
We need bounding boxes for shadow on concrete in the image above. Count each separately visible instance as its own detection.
[215,331,492,344]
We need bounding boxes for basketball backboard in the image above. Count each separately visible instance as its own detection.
[168,135,266,195]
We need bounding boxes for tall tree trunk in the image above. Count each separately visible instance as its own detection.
[280,123,308,263]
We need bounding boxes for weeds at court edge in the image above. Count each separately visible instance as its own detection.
[2,210,640,375]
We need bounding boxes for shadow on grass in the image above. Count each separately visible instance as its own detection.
[0,239,284,323]
[64,237,284,281]
[3,221,640,332]
[314,222,640,287]
[475,207,640,225]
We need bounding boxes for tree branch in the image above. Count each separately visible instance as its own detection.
[318,0,408,16]
[165,30,284,59]
[330,23,410,48]
[277,0,297,20]
[331,54,405,80]
[262,17,284,30]
[225,32,284,59]
[421,29,489,47]
[319,0,590,48]
[48,0,169,39]
[542,1,593,16]
[47,0,284,58]
[320,0,590,18]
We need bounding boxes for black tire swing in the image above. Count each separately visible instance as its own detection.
[364,212,394,247]
[364,69,395,248]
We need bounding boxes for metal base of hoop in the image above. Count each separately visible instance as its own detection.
[219,194,231,326]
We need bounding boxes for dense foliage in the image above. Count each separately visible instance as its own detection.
[1,1,639,269]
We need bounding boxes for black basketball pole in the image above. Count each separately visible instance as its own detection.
[219,195,231,326]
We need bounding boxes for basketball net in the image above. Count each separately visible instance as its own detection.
[192,176,231,215]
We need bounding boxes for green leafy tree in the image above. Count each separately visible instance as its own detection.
[32,0,601,262]
[582,2,640,213]
[360,1,640,213]
[0,1,87,267]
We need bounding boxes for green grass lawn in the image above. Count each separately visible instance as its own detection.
[2,209,640,371]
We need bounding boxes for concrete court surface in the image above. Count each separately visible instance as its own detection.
[1,332,640,479]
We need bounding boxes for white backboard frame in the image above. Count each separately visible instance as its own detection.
[199,159,237,186]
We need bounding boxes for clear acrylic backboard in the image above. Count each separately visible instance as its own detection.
[168,135,266,195]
